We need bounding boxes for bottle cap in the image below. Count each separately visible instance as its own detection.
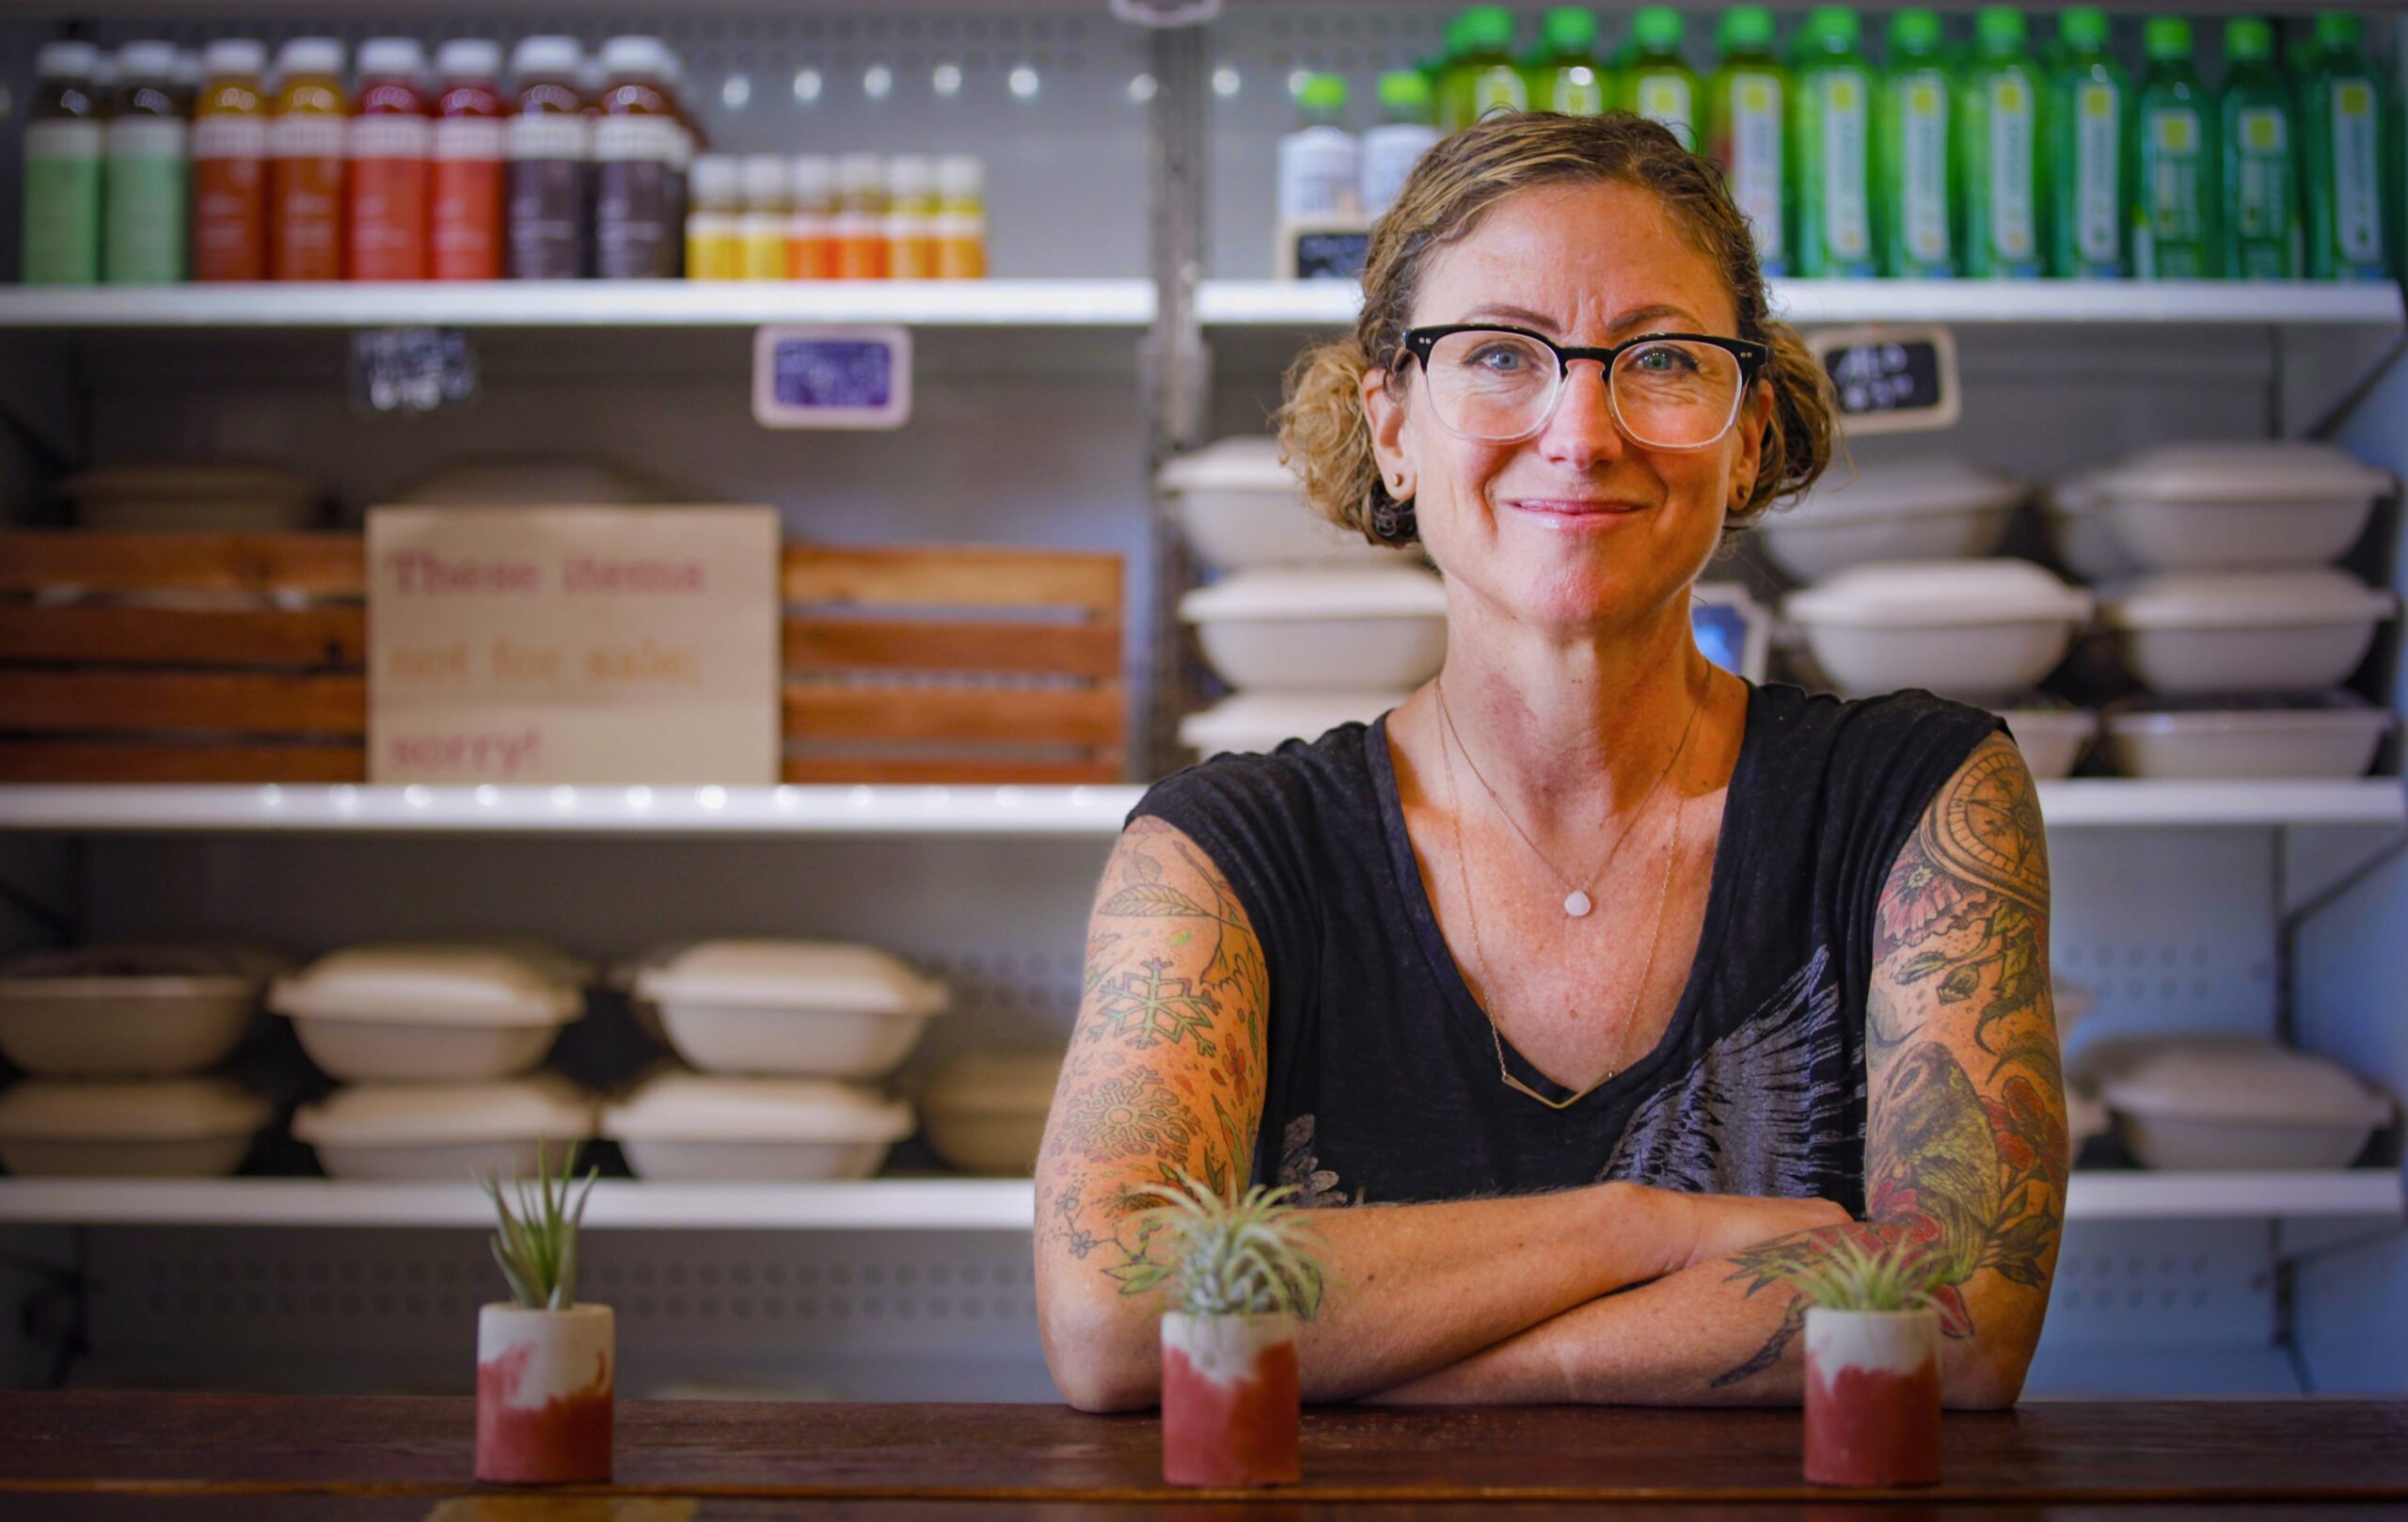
[1297,71,1348,112]
[436,39,503,81]
[837,152,886,196]
[2224,17,2273,62]
[1803,8,1861,51]
[1458,6,1516,54]
[1889,8,1942,56]
[2142,16,2191,61]
[202,38,267,79]
[1541,8,1599,55]
[887,154,935,199]
[274,37,345,81]
[689,154,740,202]
[1630,7,1684,53]
[938,154,983,199]
[33,40,99,78]
[740,152,789,202]
[2057,7,2108,50]
[115,40,181,81]
[356,37,428,82]
[599,36,669,81]
[1717,7,1777,55]
[1378,69,1434,112]
[1974,8,2025,54]
[790,154,835,201]
[2313,11,2362,51]
[508,35,583,82]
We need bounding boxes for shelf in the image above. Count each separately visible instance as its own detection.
[0,779,2393,837]
[0,279,1157,330]
[1196,278,2407,329]
[0,1169,2392,1229]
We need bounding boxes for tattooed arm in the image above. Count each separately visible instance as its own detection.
[1371,733,2067,1409]
[1034,816,1844,1413]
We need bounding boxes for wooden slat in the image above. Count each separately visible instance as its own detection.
[0,742,366,784]
[782,616,1119,677]
[780,754,1121,785]
[782,683,1123,746]
[0,671,366,736]
[0,605,367,668]
[782,546,1119,614]
[0,532,366,595]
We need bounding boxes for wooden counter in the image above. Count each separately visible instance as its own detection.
[2,1392,2404,1518]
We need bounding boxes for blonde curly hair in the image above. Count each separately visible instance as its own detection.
[1276,111,1836,547]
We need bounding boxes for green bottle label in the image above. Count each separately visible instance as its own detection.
[2146,106,2205,245]
[22,119,102,285]
[2075,82,2121,263]
[1901,78,1950,264]
[1988,76,2036,262]
[1636,75,1695,151]
[104,117,188,285]
[2332,79,2382,264]
[1731,75,1785,260]
[1473,65,1529,117]
[1558,69,1606,115]
[1822,75,1870,262]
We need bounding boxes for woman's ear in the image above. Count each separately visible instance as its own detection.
[1731,376,1774,507]
[1360,362,1415,500]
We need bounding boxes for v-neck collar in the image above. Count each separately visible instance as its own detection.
[1369,683,1761,1111]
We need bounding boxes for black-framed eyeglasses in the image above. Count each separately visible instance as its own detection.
[1398,325,1770,450]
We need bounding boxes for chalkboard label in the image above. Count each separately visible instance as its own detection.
[1275,218,1373,280]
[1805,323,1960,435]
[351,327,478,416]
[752,325,913,430]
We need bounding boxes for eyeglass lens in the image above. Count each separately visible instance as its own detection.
[1422,330,1744,448]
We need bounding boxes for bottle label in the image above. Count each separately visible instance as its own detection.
[1636,75,1695,151]
[2074,82,2121,264]
[23,141,101,284]
[1472,65,1528,117]
[1361,123,1442,216]
[194,115,268,161]
[350,114,430,161]
[2146,107,2204,245]
[1820,75,1870,262]
[433,117,505,162]
[1988,76,2036,261]
[269,114,346,160]
[507,158,588,278]
[1901,78,1950,264]
[506,112,590,163]
[2332,80,2382,264]
[1731,76,1784,261]
[594,159,675,277]
[103,149,186,283]
[1557,71,1606,115]
[2232,105,2290,245]
[106,117,187,161]
[1277,128,1360,220]
[593,115,681,163]
[24,119,103,162]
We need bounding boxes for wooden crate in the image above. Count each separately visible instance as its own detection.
[0,531,1125,785]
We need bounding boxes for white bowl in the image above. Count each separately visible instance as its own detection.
[293,1078,594,1181]
[628,941,949,1080]
[0,1134,259,1179]
[0,945,277,1078]
[2039,479,2144,582]
[2115,1112,2384,1170]
[618,1137,895,1181]
[603,1070,913,1181]
[1998,706,2096,780]
[2100,570,2397,695]
[0,1077,268,1179]
[2094,1036,2393,1171]
[1182,566,1449,692]
[919,1048,1063,1176]
[1784,561,2092,702]
[2101,698,2395,780]
[1761,455,2023,583]
[1160,436,1394,571]
[2088,440,2391,570]
[293,1018,560,1084]
[652,1003,933,1081]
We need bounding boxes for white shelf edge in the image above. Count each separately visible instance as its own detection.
[0,780,2393,836]
[1196,277,2405,328]
[0,279,1157,330]
[0,1170,2390,1229]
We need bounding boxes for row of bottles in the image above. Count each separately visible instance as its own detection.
[685,153,986,280]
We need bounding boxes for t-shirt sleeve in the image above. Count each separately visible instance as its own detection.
[1124,752,1321,1001]
[1830,690,2008,988]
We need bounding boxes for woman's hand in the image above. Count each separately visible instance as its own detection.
[1671,1192,1852,1270]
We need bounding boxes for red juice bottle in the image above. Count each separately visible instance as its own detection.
[348,37,431,279]
[430,39,505,280]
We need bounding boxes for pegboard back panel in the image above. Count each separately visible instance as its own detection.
[2049,829,2280,1043]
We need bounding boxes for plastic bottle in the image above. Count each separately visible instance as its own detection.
[1790,8,1877,277]
[2300,11,2387,281]
[786,155,837,279]
[1623,8,1700,151]
[834,154,890,279]
[504,36,589,280]
[2132,16,2217,278]
[103,40,188,284]
[22,41,103,286]
[192,39,269,283]
[722,152,784,280]
[1277,74,1359,222]
[1363,71,1444,217]
[2219,17,2300,281]
[1876,8,1955,278]
[2048,7,2129,278]
[348,39,431,281]
[935,155,988,279]
[1444,7,1528,130]
[885,155,940,280]
[1708,7,1787,275]
[1957,8,2044,278]
[660,53,695,277]
[429,40,505,281]
[683,154,741,280]
[593,37,681,279]
[269,38,348,281]
[1529,8,1608,116]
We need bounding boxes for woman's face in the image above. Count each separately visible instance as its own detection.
[1364,180,1771,638]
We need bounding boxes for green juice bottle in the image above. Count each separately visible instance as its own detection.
[1624,8,1701,152]
[2132,16,2218,278]
[22,41,104,285]
[2049,7,2130,277]
[1877,8,1956,277]
[1443,6,1528,130]
[2300,11,2388,281]
[1709,6,1789,275]
[2220,18,2301,280]
[1791,7,1877,277]
[1529,8,1608,116]
[1957,8,2044,278]
[103,40,190,285]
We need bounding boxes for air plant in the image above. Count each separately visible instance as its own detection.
[1772,1230,1949,1314]
[1141,1173,1328,1320]
[479,1140,599,1311]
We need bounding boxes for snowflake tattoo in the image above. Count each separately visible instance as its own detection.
[1092,956,1221,1055]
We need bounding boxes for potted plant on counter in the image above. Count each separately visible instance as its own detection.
[1137,1174,1328,1488]
[1781,1232,1947,1488]
[475,1142,612,1485]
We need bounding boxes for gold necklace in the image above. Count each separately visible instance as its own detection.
[1432,699,1694,1111]
[1434,674,1702,919]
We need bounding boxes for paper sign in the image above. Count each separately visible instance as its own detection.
[351,326,478,415]
[752,324,911,429]
[1807,323,1960,435]
[368,506,782,785]
[1275,218,1373,280]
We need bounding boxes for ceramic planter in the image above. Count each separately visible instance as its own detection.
[1160,1310,1300,1487]
[475,1302,614,1485]
[1802,1307,1941,1487]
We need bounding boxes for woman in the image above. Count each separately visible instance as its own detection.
[1036,113,2064,1412]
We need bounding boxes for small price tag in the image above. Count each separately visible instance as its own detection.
[1806,323,1959,435]
[350,326,478,416]
[752,325,912,430]
[1276,219,1373,281]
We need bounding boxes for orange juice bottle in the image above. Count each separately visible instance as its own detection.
[192,38,268,281]
[348,38,431,280]
[429,40,505,280]
[268,37,346,280]
[833,152,889,278]
[884,154,938,278]
[784,155,835,277]
[935,154,988,278]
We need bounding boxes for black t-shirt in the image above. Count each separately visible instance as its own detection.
[1130,682,2001,1217]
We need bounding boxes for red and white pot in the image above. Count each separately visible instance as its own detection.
[475,1302,614,1485]
[1160,1310,1301,1487]
[1802,1306,1942,1487]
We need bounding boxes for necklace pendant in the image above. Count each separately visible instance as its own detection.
[1563,889,1593,918]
